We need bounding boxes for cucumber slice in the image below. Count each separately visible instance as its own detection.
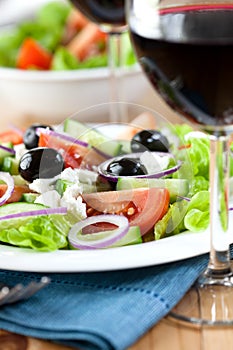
[0,202,46,216]
[63,119,122,157]
[111,226,142,247]
[0,142,14,168]
[117,139,131,154]
[55,178,110,196]
[116,178,189,203]
[2,157,19,175]
[21,193,39,203]
[70,226,142,249]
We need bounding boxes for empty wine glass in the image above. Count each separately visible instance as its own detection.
[127,0,233,324]
[69,0,128,123]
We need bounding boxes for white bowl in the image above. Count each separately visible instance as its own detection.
[0,64,156,125]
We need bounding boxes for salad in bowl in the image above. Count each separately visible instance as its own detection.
[0,1,150,123]
[0,112,232,253]
[0,1,135,71]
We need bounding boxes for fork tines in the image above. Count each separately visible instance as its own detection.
[0,276,50,306]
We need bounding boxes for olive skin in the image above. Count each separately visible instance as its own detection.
[19,147,65,182]
[107,157,147,177]
[23,124,53,150]
[131,130,170,153]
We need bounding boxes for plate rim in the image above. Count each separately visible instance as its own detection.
[1,212,232,273]
[0,229,210,272]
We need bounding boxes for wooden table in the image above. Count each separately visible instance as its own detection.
[2,317,233,350]
[1,95,232,350]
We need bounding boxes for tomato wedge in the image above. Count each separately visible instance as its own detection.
[38,133,89,168]
[82,188,169,236]
[38,133,106,169]
[67,22,106,60]
[17,38,52,70]
[0,185,30,204]
[0,129,23,145]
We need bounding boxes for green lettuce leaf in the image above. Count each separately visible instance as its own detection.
[51,46,108,70]
[154,200,188,240]
[172,131,210,196]
[0,29,24,67]
[189,175,209,196]
[36,1,72,27]
[184,191,210,232]
[17,21,63,52]
[155,190,210,239]
[51,47,79,70]
[0,215,70,251]
[74,54,108,69]
[171,124,194,143]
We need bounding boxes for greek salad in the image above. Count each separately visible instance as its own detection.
[0,115,232,252]
[0,1,136,70]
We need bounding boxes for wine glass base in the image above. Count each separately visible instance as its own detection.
[169,270,233,326]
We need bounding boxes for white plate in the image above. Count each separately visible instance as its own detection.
[0,214,231,273]
[0,230,210,272]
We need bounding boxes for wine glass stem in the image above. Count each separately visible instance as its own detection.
[107,32,127,123]
[203,135,231,280]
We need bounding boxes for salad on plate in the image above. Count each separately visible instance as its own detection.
[0,114,232,252]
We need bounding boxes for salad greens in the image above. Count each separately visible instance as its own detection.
[0,121,232,251]
[154,190,210,240]
[0,215,70,251]
[51,46,107,70]
[154,124,231,239]
[0,1,70,67]
[171,130,210,196]
[184,191,210,232]
[0,1,136,70]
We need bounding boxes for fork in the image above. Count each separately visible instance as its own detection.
[0,276,50,307]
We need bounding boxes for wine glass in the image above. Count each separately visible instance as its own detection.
[127,0,233,325]
[69,0,128,123]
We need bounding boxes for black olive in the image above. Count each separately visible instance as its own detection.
[19,147,65,182]
[106,157,147,177]
[23,124,53,149]
[131,130,170,153]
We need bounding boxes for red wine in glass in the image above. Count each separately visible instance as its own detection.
[70,0,126,30]
[130,7,233,134]
[128,1,233,325]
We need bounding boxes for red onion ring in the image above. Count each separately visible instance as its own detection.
[98,152,182,182]
[36,128,89,148]
[68,214,129,249]
[0,144,15,155]
[177,195,191,202]
[0,172,14,206]
[0,206,67,221]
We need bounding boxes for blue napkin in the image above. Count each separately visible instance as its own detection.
[0,254,208,350]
